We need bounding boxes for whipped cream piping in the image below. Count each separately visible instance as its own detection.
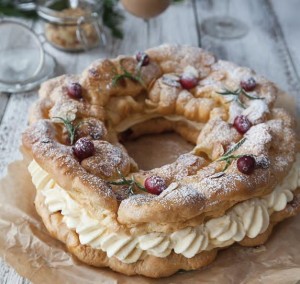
[29,154,300,263]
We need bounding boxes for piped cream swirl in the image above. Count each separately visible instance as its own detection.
[29,154,300,263]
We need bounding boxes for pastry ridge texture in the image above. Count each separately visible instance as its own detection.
[22,44,300,277]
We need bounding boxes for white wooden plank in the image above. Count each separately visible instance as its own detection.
[0,259,30,284]
[196,0,300,99]
[0,93,9,123]
[0,92,37,178]
[271,0,300,81]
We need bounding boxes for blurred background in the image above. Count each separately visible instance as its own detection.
[0,0,298,94]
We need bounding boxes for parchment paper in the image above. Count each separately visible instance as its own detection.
[1,97,300,283]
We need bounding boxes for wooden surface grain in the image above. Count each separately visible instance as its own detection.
[0,0,299,283]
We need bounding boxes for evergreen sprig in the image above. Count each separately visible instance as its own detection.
[217,138,247,171]
[108,169,146,195]
[52,116,83,145]
[112,59,146,88]
[217,88,263,108]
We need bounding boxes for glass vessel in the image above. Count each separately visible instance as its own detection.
[121,0,170,20]
[0,19,56,93]
[201,0,248,39]
[38,0,106,52]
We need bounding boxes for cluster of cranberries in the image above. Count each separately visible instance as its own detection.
[231,78,259,175]
[233,114,256,175]
[66,82,94,161]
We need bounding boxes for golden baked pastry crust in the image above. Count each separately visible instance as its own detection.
[22,44,299,277]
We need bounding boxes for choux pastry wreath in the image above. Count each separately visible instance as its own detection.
[22,44,300,278]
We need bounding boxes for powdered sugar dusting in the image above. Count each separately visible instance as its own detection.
[23,44,297,226]
[242,99,269,124]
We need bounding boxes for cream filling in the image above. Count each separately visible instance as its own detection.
[29,154,300,264]
[114,114,205,133]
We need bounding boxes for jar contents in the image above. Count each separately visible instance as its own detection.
[44,8,100,51]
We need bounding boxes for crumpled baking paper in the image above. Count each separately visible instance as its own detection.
[0,95,300,284]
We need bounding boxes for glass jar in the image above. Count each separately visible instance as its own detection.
[37,0,106,52]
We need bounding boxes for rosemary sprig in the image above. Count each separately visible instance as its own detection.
[108,169,147,195]
[217,138,246,171]
[112,52,148,88]
[217,88,263,109]
[52,117,83,145]
[112,66,145,87]
[222,137,246,157]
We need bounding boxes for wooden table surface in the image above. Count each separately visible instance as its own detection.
[0,0,299,283]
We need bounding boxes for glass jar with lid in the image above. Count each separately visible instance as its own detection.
[37,0,106,52]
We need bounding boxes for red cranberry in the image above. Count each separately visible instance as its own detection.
[233,115,252,134]
[237,155,256,175]
[179,75,199,90]
[67,82,82,99]
[144,176,167,195]
[73,137,94,161]
[136,52,150,66]
[240,78,256,92]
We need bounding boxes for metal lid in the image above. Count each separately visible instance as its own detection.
[0,19,56,93]
[37,0,102,25]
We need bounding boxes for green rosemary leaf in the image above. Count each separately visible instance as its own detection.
[112,67,145,87]
[217,155,231,162]
[235,97,246,109]
[116,169,127,183]
[128,184,135,195]
[217,87,263,109]
[216,88,240,96]
[222,161,231,172]
[241,89,264,100]
[109,180,129,186]
[218,154,245,162]
[222,138,246,157]
[52,116,82,145]
[112,74,124,86]
[132,177,147,192]
[110,170,147,194]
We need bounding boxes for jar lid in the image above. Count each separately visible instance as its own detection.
[37,0,102,25]
[0,19,56,93]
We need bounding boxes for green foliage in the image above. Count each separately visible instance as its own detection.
[0,0,38,19]
[102,0,124,39]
